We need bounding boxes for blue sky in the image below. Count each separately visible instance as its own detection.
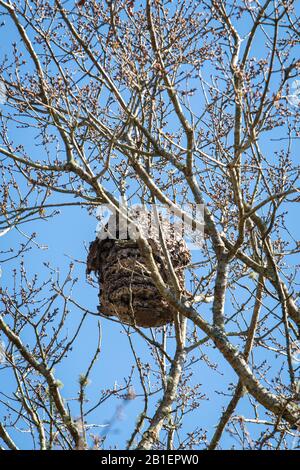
[0,0,300,450]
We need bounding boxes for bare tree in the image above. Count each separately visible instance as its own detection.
[0,0,300,450]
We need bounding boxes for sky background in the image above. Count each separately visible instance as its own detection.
[0,0,300,450]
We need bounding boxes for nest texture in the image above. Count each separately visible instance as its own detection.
[87,210,191,328]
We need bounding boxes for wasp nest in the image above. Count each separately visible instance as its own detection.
[87,208,191,328]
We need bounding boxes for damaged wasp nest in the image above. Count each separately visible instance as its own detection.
[87,207,191,328]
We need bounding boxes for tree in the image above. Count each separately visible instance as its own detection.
[0,0,300,450]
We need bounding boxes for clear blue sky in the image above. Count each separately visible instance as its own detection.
[0,0,299,450]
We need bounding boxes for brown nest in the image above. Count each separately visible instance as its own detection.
[87,209,191,328]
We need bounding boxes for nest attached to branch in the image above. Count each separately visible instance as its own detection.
[87,208,191,328]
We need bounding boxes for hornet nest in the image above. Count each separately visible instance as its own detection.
[87,207,191,328]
